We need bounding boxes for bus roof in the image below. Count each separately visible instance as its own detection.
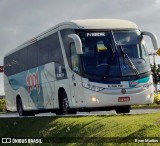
[71,19,138,29]
[5,19,138,57]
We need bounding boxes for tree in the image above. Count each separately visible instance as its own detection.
[151,63,160,92]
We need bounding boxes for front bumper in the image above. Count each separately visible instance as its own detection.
[84,84,154,107]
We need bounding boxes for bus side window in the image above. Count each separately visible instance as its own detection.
[70,42,80,74]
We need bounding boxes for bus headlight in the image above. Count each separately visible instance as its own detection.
[82,83,104,92]
[91,96,99,103]
[147,93,152,99]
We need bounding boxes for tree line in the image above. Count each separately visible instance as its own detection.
[151,63,160,92]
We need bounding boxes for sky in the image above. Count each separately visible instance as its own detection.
[0,0,160,95]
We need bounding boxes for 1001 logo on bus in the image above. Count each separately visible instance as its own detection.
[26,68,40,94]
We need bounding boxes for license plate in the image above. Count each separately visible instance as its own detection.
[118,96,130,102]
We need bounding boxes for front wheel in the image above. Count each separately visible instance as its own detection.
[56,92,77,115]
[115,106,131,114]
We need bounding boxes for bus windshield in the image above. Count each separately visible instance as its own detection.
[77,30,150,79]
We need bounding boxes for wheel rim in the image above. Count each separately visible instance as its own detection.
[62,98,69,114]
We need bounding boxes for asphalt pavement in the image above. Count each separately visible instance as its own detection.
[0,108,160,118]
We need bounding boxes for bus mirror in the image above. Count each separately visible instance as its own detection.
[142,31,159,50]
[68,34,83,54]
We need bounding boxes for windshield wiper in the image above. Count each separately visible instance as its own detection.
[120,46,140,77]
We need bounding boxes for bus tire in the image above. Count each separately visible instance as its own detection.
[56,94,70,115]
[62,95,77,115]
[17,97,35,116]
[27,111,35,116]
[115,105,131,114]
[56,90,77,115]
[17,97,27,116]
[69,108,77,114]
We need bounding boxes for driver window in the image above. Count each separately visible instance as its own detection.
[97,41,113,65]
[70,42,80,74]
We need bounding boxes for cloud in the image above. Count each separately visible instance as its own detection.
[0,0,160,94]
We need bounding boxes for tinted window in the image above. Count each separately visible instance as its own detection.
[28,43,38,69]
[11,52,20,74]
[4,56,12,76]
[60,29,75,67]
[4,32,65,76]
[38,38,49,65]
[48,33,64,65]
[4,52,20,76]
[19,47,27,72]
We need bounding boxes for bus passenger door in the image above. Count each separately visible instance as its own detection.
[70,42,85,107]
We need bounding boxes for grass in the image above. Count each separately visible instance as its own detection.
[0,113,160,146]
[0,96,160,146]
[0,98,6,112]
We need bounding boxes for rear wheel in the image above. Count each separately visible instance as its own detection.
[17,98,35,116]
[17,98,26,116]
[115,106,131,114]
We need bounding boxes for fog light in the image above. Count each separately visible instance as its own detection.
[91,96,99,103]
[147,93,152,99]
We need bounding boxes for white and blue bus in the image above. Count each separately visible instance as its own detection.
[4,19,159,116]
